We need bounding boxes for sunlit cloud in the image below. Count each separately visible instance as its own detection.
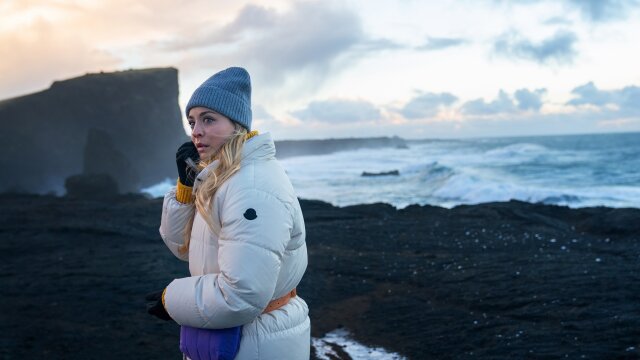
[597,118,640,128]
[0,17,120,99]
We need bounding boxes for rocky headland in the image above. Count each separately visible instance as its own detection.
[0,68,187,195]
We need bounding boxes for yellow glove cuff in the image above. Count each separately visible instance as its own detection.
[175,178,194,204]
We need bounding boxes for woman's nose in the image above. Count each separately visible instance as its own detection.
[192,121,203,137]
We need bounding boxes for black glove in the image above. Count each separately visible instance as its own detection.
[176,141,199,187]
[145,290,172,321]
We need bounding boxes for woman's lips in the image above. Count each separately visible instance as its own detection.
[196,144,208,151]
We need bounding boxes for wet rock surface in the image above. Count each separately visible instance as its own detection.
[0,194,638,359]
[64,173,119,199]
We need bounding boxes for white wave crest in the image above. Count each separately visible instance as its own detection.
[313,328,407,360]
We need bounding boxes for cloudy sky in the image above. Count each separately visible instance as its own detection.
[2,0,640,139]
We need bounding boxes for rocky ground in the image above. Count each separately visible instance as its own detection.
[1,193,639,359]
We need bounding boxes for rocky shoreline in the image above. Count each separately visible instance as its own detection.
[1,193,638,359]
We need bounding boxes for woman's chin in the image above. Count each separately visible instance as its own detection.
[197,148,213,158]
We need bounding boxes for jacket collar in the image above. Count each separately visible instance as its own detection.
[193,132,275,192]
[241,132,276,163]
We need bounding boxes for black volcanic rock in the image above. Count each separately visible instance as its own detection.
[0,68,187,194]
[576,206,640,236]
[64,173,118,199]
[361,170,400,177]
[0,195,639,359]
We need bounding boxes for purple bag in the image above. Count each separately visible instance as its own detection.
[179,325,242,360]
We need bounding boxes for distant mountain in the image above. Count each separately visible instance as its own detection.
[0,68,187,194]
[274,136,408,158]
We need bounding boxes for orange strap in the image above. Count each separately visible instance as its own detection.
[262,288,297,314]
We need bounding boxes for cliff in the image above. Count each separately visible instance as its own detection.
[0,68,187,194]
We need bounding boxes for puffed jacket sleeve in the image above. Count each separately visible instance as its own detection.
[159,186,195,262]
[163,189,292,329]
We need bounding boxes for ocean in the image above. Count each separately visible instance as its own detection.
[143,132,640,209]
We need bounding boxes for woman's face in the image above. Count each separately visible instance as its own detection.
[188,106,236,159]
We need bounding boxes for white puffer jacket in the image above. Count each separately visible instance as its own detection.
[159,133,310,359]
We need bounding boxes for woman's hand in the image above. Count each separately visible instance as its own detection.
[176,141,200,187]
[145,289,172,321]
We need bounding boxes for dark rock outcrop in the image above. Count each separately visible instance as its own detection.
[64,173,118,199]
[361,170,400,177]
[0,67,187,194]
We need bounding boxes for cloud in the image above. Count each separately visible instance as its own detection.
[461,88,548,115]
[253,104,276,122]
[356,38,404,52]
[498,0,639,22]
[401,92,458,119]
[0,0,399,112]
[567,82,613,106]
[291,99,382,123]
[229,2,365,66]
[159,5,279,50]
[417,37,468,51]
[542,16,572,26]
[514,88,546,111]
[597,118,640,128]
[568,82,640,114]
[566,0,639,22]
[162,2,397,88]
[0,0,236,99]
[461,90,517,115]
[0,17,121,99]
[494,30,578,64]
[31,0,233,47]
[253,104,293,134]
[274,82,640,139]
[617,87,640,113]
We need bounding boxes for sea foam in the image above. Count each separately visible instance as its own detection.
[142,133,640,209]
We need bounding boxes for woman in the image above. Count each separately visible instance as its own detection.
[147,67,311,359]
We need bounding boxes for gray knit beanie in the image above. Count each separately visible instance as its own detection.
[185,67,252,131]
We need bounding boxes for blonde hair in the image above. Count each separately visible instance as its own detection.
[179,123,248,254]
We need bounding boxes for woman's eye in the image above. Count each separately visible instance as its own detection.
[188,122,195,128]
[203,117,215,124]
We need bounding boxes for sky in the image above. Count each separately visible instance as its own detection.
[2,0,640,140]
